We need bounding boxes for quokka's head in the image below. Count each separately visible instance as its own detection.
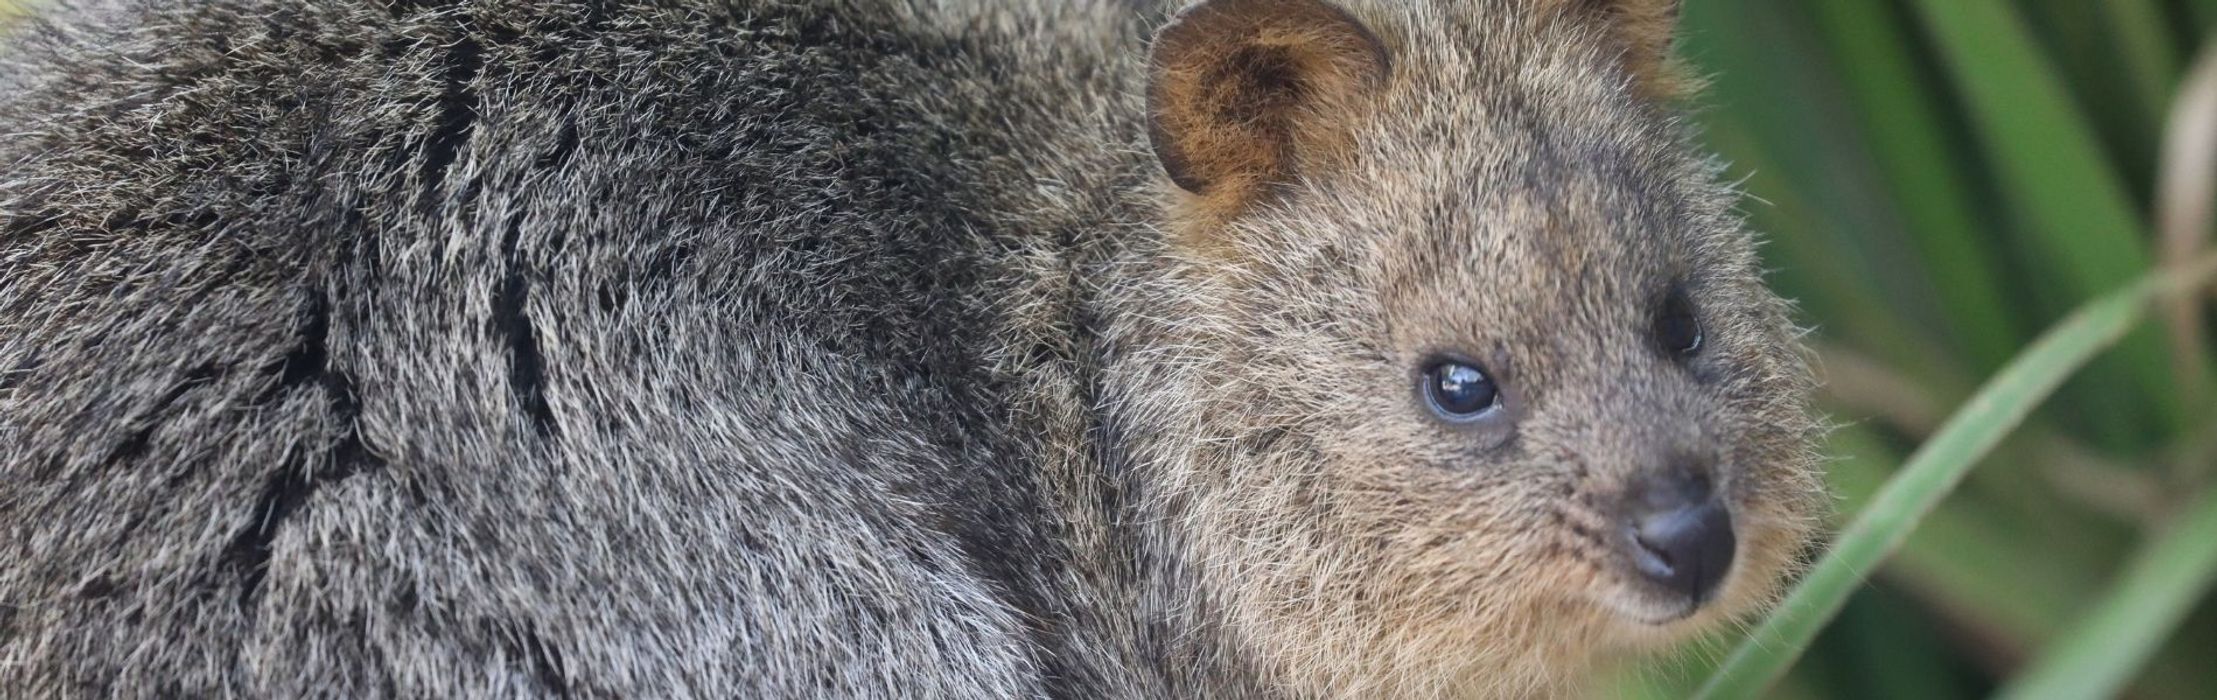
[1132,0,1825,694]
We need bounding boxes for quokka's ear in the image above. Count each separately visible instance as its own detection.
[1569,0,1687,96]
[1146,0,1389,208]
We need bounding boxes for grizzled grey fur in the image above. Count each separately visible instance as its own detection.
[0,0,1825,697]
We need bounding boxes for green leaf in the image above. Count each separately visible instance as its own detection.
[2101,0,2181,122]
[1907,0,2180,444]
[1691,261,2207,699]
[1995,482,2217,700]
[1681,0,1969,383]
[1808,0,2023,371]
[1824,427,2102,644]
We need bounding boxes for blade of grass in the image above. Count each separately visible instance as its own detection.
[1684,0,1979,395]
[1808,0,2022,372]
[1908,0,2182,445]
[2019,0,2165,196]
[1820,342,2158,538]
[1994,482,2217,700]
[1691,254,2217,699]
[2156,45,2217,409]
[1950,0,2159,286]
[1824,427,2096,650]
[2102,0,2182,122]
[1819,425,2209,698]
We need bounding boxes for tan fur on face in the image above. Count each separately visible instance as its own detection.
[1119,1,1823,696]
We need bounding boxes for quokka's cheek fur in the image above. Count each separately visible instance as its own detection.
[0,0,1816,697]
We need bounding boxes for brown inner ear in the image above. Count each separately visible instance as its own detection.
[1147,0,1388,205]
[1153,44,1306,195]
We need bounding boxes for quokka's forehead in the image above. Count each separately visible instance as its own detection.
[1361,80,1695,195]
[1348,142,1712,288]
[1336,98,1738,286]
[1341,1,1658,92]
[1355,156,1744,349]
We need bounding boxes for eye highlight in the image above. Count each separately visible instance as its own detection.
[1420,357,1501,421]
[1656,287,1703,358]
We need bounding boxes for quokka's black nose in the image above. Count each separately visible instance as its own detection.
[1624,472,1736,604]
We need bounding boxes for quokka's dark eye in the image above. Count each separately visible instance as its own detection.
[1421,358,1501,420]
[1656,287,1703,357]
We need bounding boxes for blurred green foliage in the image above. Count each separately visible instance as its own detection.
[1628,0,2217,697]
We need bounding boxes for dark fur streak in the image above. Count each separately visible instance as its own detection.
[493,130,558,439]
[224,293,383,613]
[275,294,334,390]
[530,0,612,62]
[98,209,223,237]
[107,363,219,465]
[1240,426,1287,456]
[534,120,581,170]
[387,0,459,20]
[392,584,421,617]
[418,22,484,205]
[489,113,579,424]
[494,269,559,436]
[0,352,38,393]
[76,577,120,600]
[643,245,690,279]
[222,436,369,613]
[4,209,63,238]
[508,625,573,698]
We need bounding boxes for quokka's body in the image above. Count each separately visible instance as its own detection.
[0,0,1824,697]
